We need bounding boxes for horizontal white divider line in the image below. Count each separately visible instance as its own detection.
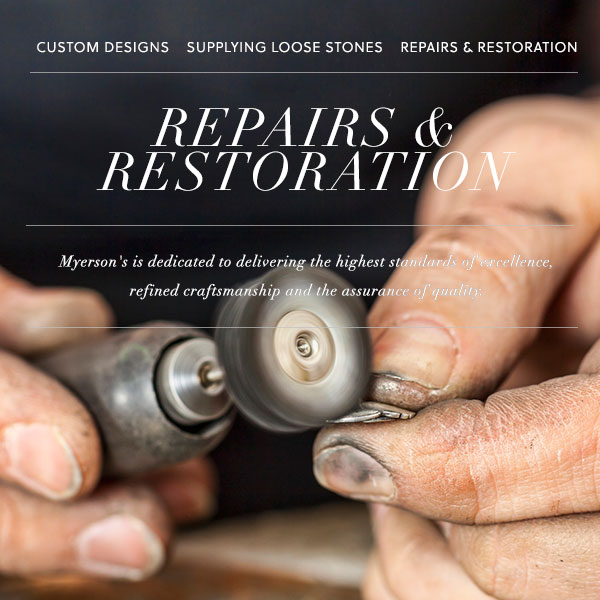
[31,326,579,330]
[29,71,580,75]
[25,224,574,228]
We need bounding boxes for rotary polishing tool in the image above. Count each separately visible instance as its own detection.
[36,267,373,476]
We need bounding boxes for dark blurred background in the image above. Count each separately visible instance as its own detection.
[0,0,593,516]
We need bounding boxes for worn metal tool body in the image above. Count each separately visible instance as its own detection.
[37,323,235,476]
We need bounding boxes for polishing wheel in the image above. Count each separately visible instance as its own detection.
[215,267,371,432]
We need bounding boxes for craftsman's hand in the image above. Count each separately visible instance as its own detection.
[0,268,216,580]
[359,336,600,599]
[313,95,600,599]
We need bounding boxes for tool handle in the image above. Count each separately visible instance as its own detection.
[36,322,234,476]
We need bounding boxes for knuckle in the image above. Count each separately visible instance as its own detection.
[414,397,541,524]
[417,226,525,303]
[408,400,486,522]
[419,229,542,336]
[465,391,543,523]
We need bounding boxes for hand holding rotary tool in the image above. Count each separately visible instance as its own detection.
[0,264,383,579]
[36,267,380,476]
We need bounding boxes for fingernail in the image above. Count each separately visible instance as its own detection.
[75,515,165,581]
[313,445,395,502]
[373,319,457,389]
[2,423,83,500]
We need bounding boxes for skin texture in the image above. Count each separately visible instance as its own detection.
[0,267,217,580]
[313,96,600,599]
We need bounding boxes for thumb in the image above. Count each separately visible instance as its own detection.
[369,96,600,410]
[0,267,114,355]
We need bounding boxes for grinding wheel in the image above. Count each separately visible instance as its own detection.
[215,267,371,432]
